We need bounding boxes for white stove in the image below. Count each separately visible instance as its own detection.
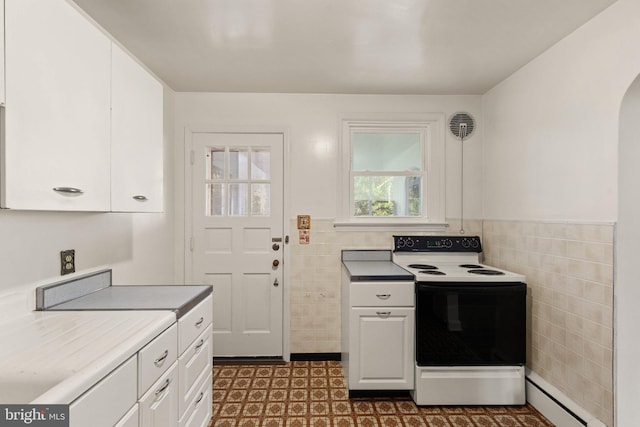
[392,235,525,283]
[393,235,527,406]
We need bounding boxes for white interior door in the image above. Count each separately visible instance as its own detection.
[190,132,284,357]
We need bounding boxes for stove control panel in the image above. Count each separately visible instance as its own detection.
[393,235,482,252]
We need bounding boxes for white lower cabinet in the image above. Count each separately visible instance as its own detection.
[67,299,213,427]
[115,405,139,427]
[348,307,415,389]
[70,355,137,427]
[139,362,179,427]
[341,267,415,391]
[178,325,212,417]
[179,373,212,427]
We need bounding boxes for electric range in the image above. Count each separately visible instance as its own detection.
[392,235,527,406]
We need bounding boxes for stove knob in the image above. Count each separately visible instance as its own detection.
[443,239,452,248]
[406,239,414,248]
[471,239,480,248]
[462,238,471,248]
[397,239,405,248]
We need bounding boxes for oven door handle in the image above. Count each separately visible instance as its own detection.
[376,311,391,318]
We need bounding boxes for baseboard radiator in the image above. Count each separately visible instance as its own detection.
[526,371,606,427]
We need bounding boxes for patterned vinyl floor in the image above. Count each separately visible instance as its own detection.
[210,361,555,427]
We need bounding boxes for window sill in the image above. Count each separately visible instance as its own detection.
[333,220,450,232]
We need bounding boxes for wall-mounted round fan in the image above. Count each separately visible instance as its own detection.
[449,112,476,140]
[448,112,476,234]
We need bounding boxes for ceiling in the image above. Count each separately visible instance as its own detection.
[72,0,617,94]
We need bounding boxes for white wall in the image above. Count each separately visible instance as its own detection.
[173,93,483,277]
[482,0,640,425]
[0,88,176,298]
[482,0,640,222]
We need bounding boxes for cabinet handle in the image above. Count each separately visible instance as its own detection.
[194,339,205,351]
[376,294,391,299]
[155,378,171,397]
[195,317,204,327]
[154,350,169,365]
[376,311,391,318]
[53,187,83,195]
[132,195,148,201]
[195,392,204,406]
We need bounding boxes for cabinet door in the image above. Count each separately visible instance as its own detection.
[3,0,111,211]
[70,356,137,427]
[111,43,163,212]
[349,307,415,390]
[139,362,179,427]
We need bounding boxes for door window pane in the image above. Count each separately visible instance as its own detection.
[207,148,225,179]
[229,183,248,216]
[206,183,225,216]
[352,132,421,172]
[251,148,270,180]
[229,149,249,180]
[251,183,270,216]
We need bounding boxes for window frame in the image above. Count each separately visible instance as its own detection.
[336,113,446,230]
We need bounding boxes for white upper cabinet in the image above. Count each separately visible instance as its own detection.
[3,0,111,211]
[2,0,163,212]
[111,44,164,213]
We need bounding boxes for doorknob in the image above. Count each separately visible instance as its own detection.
[273,259,280,267]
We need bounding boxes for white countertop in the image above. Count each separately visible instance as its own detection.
[0,310,175,404]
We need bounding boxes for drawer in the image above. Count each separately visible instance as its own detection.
[70,355,137,427]
[179,372,212,427]
[114,404,138,427]
[178,295,212,355]
[139,361,179,427]
[350,282,414,307]
[178,324,212,417]
[138,323,178,398]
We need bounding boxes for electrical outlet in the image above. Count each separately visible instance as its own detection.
[60,249,75,275]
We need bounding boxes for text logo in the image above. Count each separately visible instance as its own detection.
[0,405,68,427]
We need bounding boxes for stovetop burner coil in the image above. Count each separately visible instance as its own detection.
[467,269,505,276]
[420,270,446,275]
[459,264,483,269]
[408,264,439,270]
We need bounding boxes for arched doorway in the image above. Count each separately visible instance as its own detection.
[616,73,640,426]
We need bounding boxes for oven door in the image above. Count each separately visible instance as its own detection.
[415,282,526,366]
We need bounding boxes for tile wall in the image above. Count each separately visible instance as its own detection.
[482,220,614,426]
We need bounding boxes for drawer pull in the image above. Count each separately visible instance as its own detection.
[376,294,391,299]
[195,392,204,406]
[133,195,148,201]
[154,350,169,365]
[53,187,84,195]
[376,311,391,318]
[194,339,205,351]
[155,378,171,397]
[195,317,204,327]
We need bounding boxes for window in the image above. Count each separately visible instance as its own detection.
[205,146,271,217]
[338,114,445,227]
